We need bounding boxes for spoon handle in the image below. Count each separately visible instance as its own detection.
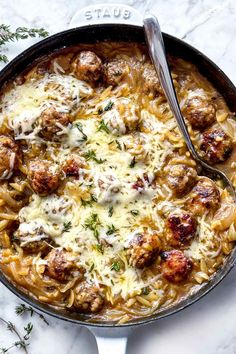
[143,13,236,201]
[143,13,200,162]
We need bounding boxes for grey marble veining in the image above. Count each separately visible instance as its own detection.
[1,0,236,353]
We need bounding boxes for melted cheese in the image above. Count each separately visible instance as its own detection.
[0,74,93,142]
[4,69,227,302]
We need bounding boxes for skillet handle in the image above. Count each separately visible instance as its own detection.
[95,336,127,354]
[88,327,132,354]
[68,3,142,28]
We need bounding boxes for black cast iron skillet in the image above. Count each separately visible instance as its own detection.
[1,4,236,353]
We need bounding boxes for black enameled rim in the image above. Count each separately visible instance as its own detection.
[1,24,236,328]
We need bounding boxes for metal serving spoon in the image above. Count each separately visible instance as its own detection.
[143,13,236,201]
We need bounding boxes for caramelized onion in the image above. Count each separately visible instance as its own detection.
[212,203,236,231]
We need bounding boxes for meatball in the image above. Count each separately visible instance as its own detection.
[0,136,20,180]
[187,177,220,215]
[102,98,139,134]
[45,249,73,281]
[72,51,102,82]
[142,62,163,96]
[28,160,61,196]
[166,164,197,197]
[166,213,197,247]
[39,107,71,141]
[14,222,50,254]
[161,250,193,283]
[127,230,160,269]
[200,128,233,164]
[103,58,128,86]
[62,155,87,178]
[183,91,216,130]
[74,283,104,313]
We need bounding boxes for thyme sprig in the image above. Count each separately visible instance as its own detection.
[0,317,32,354]
[15,303,49,325]
[83,213,102,239]
[62,221,72,233]
[0,24,49,63]
[97,120,110,134]
[84,150,106,164]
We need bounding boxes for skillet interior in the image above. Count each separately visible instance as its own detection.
[0,24,236,327]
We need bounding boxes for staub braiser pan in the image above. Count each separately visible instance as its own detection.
[1,4,236,353]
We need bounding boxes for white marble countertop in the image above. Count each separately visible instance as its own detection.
[1,0,236,353]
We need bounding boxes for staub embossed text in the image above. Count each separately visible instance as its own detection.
[84,6,131,21]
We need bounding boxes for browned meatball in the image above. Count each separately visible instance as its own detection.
[21,240,49,254]
[142,62,163,96]
[72,51,102,82]
[28,160,61,196]
[166,164,197,197]
[187,177,220,215]
[103,58,128,86]
[183,92,216,130]
[74,283,104,313]
[161,250,193,283]
[0,136,20,180]
[14,223,50,254]
[45,249,73,281]
[166,213,197,247]
[62,155,86,178]
[127,230,160,269]
[39,107,71,141]
[200,128,233,164]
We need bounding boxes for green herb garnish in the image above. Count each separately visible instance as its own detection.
[115,139,122,150]
[104,101,114,112]
[84,150,106,164]
[106,224,118,235]
[95,243,104,254]
[108,206,114,217]
[89,263,95,272]
[62,221,72,232]
[129,156,136,168]
[75,122,87,142]
[130,209,139,216]
[110,262,120,272]
[15,303,49,325]
[97,119,110,134]
[142,287,150,295]
[0,25,49,63]
[97,101,114,115]
[84,213,101,239]
[81,194,97,207]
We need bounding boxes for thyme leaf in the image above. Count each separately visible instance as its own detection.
[130,209,139,216]
[104,101,114,111]
[62,221,72,233]
[110,262,120,272]
[15,303,49,325]
[108,206,114,217]
[84,150,106,164]
[97,119,110,134]
[75,122,87,142]
[106,224,118,235]
[81,194,97,207]
[84,213,102,239]
[129,156,136,168]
